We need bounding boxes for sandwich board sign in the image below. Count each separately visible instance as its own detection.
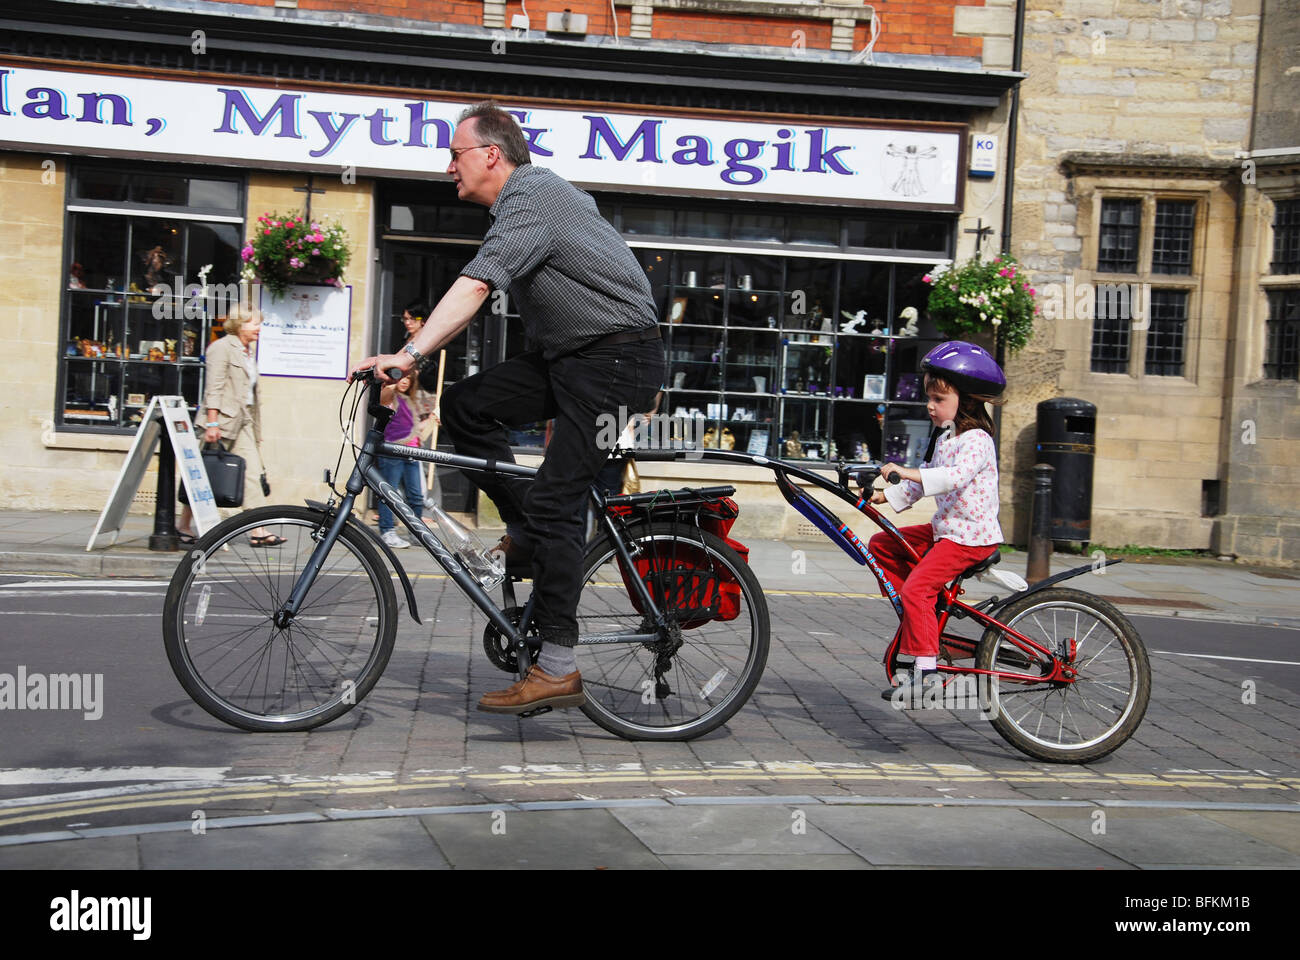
[87,396,222,550]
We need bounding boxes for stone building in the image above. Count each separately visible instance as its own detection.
[1004,0,1299,565]
[1,0,1024,542]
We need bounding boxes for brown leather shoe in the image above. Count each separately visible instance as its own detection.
[477,665,584,714]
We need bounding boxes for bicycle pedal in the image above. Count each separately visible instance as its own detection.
[518,705,553,719]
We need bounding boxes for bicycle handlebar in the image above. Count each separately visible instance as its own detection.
[351,366,407,384]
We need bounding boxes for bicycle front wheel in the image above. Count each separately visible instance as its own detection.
[575,522,769,741]
[162,505,398,732]
[975,587,1150,763]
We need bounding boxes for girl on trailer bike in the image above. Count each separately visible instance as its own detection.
[865,341,1006,705]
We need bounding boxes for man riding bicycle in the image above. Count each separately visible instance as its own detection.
[357,101,665,715]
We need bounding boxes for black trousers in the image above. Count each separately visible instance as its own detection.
[440,337,664,647]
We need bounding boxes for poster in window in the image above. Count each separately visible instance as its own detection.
[257,284,353,379]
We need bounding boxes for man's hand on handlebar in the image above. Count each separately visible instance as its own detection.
[350,352,413,384]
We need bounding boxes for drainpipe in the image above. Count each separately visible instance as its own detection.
[994,0,1026,450]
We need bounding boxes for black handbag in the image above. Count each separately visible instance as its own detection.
[179,445,246,508]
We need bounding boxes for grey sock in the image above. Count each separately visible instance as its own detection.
[537,641,577,677]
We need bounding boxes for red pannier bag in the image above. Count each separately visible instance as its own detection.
[607,492,748,630]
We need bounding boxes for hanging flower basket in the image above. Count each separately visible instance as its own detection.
[923,255,1038,354]
[241,212,351,300]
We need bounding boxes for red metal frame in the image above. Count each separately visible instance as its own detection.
[852,489,1075,690]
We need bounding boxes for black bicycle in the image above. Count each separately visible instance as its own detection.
[162,369,769,740]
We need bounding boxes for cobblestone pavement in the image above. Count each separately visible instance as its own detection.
[1,513,1296,868]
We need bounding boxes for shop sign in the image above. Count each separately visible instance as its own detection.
[256,284,353,380]
[969,133,997,179]
[0,64,961,207]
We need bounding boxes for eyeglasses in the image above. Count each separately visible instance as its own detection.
[448,144,495,163]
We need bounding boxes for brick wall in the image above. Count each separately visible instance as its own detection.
[194,0,987,56]
[297,0,483,26]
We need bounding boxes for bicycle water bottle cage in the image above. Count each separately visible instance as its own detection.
[774,471,869,566]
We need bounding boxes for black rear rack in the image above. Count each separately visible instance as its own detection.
[604,485,737,514]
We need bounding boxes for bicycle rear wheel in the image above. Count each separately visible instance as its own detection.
[575,522,769,741]
[162,505,397,732]
[975,587,1150,763]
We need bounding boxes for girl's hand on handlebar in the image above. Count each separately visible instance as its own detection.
[869,489,888,505]
[880,462,921,486]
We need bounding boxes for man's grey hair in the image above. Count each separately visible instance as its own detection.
[458,101,532,166]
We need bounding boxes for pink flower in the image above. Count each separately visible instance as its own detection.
[1027,287,1036,296]
[289,257,304,269]
[240,245,254,262]
[998,268,1009,277]
[922,274,931,283]
[312,248,321,256]
[264,229,271,236]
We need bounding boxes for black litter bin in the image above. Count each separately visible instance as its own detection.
[1036,398,1097,543]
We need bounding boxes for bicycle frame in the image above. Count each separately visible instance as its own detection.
[275,383,669,664]
[635,448,1117,687]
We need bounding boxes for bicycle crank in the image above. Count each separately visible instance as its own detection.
[482,606,538,674]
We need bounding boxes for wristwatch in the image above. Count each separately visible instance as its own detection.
[402,341,430,371]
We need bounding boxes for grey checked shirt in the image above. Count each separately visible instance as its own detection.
[461,164,658,359]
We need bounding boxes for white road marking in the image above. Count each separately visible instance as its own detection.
[1152,650,1300,667]
[0,591,166,598]
[0,612,159,617]
[0,766,231,786]
[0,580,166,589]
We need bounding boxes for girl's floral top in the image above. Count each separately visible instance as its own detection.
[884,426,1002,546]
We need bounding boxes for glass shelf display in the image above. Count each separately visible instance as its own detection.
[644,247,952,465]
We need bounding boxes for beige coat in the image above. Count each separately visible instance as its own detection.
[202,334,262,445]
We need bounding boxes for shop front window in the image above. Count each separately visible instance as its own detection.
[651,246,948,465]
[59,165,244,431]
[378,184,952,466]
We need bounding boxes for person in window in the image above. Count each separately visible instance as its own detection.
[176,305,280,546]
[137,245,175,296]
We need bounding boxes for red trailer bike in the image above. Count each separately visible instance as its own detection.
[637,449,1151,763]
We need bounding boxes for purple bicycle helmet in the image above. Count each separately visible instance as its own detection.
[920,341,1006,396]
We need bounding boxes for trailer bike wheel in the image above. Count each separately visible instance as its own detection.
[975,587,1150,763]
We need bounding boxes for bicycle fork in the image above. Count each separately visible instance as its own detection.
[273,493,358,628]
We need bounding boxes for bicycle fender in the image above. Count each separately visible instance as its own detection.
[990,557,1124,611]
[305,499,422,625]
